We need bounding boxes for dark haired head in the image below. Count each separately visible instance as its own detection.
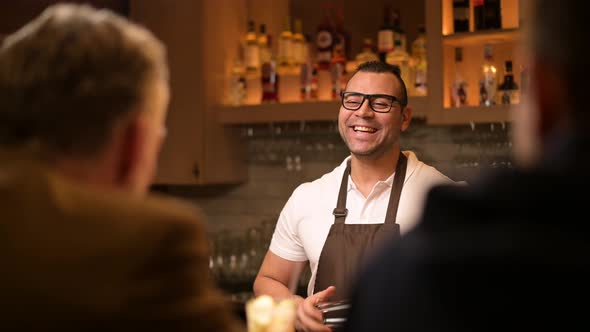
[350,61,408,107]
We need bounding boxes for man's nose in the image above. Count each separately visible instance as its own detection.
[356,99,374,117]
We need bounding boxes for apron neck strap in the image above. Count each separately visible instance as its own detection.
[332,159,351,225]
[384,152,408,224]
[333,152,408,225]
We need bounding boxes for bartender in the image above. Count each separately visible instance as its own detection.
[253,61,459,332]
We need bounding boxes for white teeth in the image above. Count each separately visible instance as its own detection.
[353,126,376,133]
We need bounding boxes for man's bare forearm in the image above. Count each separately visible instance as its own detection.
[253,275,299,300]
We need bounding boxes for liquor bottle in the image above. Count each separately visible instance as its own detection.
[316,3,335,100]
[498,60,520,104]
[355,38,379,65]
[333,5,351,62]
[483,0,502,30]
[411,25,427,96]
[292,18,305,66]
[261,35,279,103]
[244,19,260,75]
[331,42,347,99]
[451,47,468,107]
[453,0,470,33]
[392,9,406,53]
[278,16,293,67]
[474,0,502,31]
[377,4,394,63]
[386,36,410,88]
[229,56,246,106]
[473,0,485,30]
[479,44,497,106]
[258,23,268,54]
[316,4,335,71]
[300,33,314,101]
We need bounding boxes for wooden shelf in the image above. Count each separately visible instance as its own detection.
[216,96,428,125]
[428,104,516,125]
[443,28,520,47]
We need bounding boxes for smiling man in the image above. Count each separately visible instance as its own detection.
[254,61,458,332]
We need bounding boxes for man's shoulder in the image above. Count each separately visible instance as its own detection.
[67,181,204,231]
[404,150,458,185]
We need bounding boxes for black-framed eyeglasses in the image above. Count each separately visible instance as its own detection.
[340,91,405,113]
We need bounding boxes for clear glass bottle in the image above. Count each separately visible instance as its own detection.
[411,25,427,96]
[451,47,468,107]
[229,57,246,106]
[244,19,260,75]
[386,37,410,90]
[278,16,293,67]
[355,38,379,65]
[292,18,305,66]
[479,44,497,106]
[300,34,314,101]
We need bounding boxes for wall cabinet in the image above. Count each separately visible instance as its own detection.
[130,1,247,185]
[217,0,527,127]
[216,0,427,124]
[426,0,526,125]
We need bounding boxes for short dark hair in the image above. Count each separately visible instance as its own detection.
[349,61,408,107]
[0,3,167,156]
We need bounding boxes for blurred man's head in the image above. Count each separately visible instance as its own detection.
[514,0,590,166]
[0,3,169,194]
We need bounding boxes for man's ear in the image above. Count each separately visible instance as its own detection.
[401,105,413,131]
[116,114,146,189]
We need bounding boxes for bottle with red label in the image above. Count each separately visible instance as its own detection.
[315,3,335,71]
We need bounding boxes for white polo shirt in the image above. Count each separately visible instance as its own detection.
[269,151,459,296]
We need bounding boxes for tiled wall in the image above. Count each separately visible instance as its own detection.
[155,119,512,295]
[160,119,512,233]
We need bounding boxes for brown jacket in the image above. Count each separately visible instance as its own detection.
[0,150,244,332]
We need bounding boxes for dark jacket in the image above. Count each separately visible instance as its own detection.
[343,133,590,331]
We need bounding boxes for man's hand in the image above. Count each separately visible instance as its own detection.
[294,286,336,332]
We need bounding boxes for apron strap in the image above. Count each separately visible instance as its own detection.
[332,159,351,225]
[333,152,408,225]
[384,152,408,224]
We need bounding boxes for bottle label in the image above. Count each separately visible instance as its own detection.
[278,38,292,65]
[377,30,394,52]
[262,63,278,94]
[316,30,333,50]
[244,44,260,70]
[480,74,497,106]
[500,90,520,105]
[317,50,332,64]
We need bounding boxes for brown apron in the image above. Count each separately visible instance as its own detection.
[313,152,408,301]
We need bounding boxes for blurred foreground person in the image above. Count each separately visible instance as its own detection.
[344,1,590,331]
[0,4,242,331]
